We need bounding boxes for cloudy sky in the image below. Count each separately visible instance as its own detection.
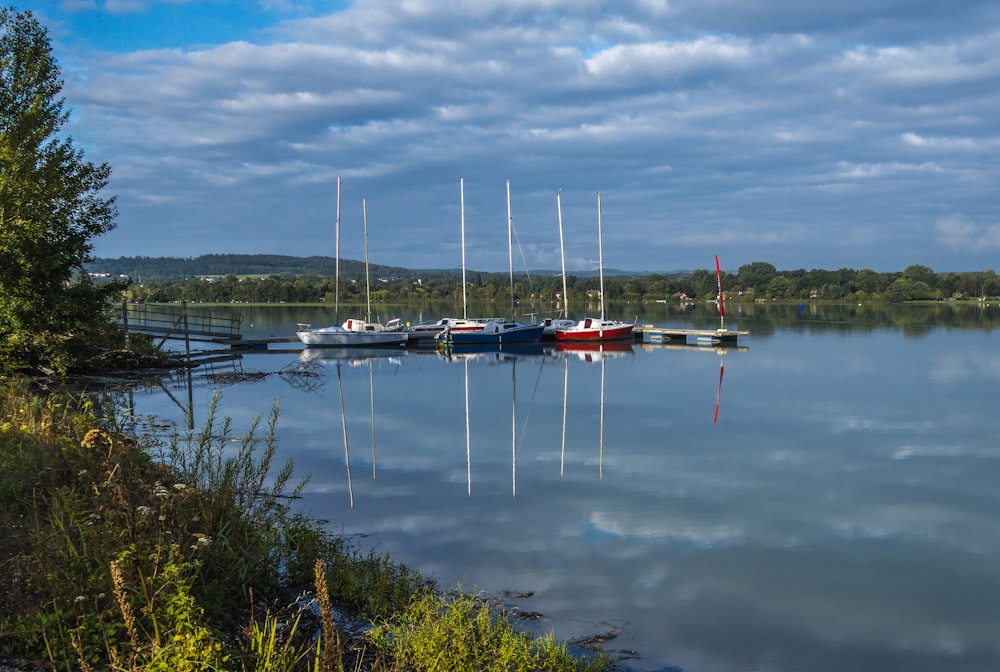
[30,0,1000,273]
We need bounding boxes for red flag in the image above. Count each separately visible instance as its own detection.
[715,255,725,318]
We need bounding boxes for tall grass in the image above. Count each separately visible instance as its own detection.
[368,589,615,672]
[0,379,617,671]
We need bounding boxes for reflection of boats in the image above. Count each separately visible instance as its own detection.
[439,341,546,360]
[299,347,408,365]
[296,182,407,348]
[553,192,635,342]
[555,339,633,361]
[438,180,542,346]
[557,336,618,482]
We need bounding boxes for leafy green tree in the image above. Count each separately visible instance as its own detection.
[736,261,777,295]
[1,8,125,372]
[902,264,937,288]
[767,275,797,299]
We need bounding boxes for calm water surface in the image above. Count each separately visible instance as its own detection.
[128,303,1000,672]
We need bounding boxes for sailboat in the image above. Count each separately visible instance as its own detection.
[540,191,576,338]
[405,178,489,343]
[441,180,543,346]
[553,192,635,342]
[296,180,407,347]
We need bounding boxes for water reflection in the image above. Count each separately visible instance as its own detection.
[122,307,1000,672]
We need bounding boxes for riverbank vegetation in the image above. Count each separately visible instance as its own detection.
[0,379,617,671]
[101,256,1000,305]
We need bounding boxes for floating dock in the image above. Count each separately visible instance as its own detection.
[631,324,748,346]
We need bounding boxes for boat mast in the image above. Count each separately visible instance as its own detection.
[507,179,515,319]
[335,176,341,323]
[597,191,606,336]
[461,177,468,320]
[557,191,568,320]
[363,197,371,322]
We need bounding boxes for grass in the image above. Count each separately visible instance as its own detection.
[0,378,618,671]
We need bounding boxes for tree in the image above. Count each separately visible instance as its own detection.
[736,261,777,295]
[0,8,125,372]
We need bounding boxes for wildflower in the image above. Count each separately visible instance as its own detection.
[80,428,112,449]
[173,483,187,490]
[191,533,212,550]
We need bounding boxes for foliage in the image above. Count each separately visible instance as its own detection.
[0,381,321,669]
[368,589,615,672]
[0,8,127,374]
[92,253,1000,305]
[0,379,616,671]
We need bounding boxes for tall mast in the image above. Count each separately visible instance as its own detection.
[335,175,341,323]
[507,179,514,318]
[557,191,568,319]
[461,177,468,320]
[363,197,371,322]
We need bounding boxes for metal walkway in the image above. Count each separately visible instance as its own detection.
[120,303,243,346]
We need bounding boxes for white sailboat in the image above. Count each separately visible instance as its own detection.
[297,181,406,347]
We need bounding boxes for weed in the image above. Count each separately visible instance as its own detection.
[0,379,617,672]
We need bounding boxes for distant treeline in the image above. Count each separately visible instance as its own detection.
[87,254,430,283]
[89,256,999,304]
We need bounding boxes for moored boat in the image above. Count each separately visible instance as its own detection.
[437,318,544,345]
[295,184,406,348]
[296,323,406,347]
[552,318,634,342]
[540,316,576,338]
[553,191,634,342]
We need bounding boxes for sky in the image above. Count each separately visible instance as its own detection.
[26,0,1000,273]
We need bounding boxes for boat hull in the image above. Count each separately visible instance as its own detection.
[553,320,634,342]
[296,326,406,347]
[406,318,487,342]
[442,323,544,345]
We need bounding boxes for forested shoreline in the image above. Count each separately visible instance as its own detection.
[90,256,1000,304]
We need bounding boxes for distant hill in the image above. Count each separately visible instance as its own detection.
[86,254,668,282]
[87,254,449,282]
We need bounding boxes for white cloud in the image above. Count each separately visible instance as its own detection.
[935,215,1000,251]
[32,0,1000,269]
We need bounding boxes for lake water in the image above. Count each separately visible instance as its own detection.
[125,302,1000,672]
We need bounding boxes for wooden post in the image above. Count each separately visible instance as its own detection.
[182,300,191,360]
[121,300,130,350]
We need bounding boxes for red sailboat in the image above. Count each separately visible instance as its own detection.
[553,192,635,342]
